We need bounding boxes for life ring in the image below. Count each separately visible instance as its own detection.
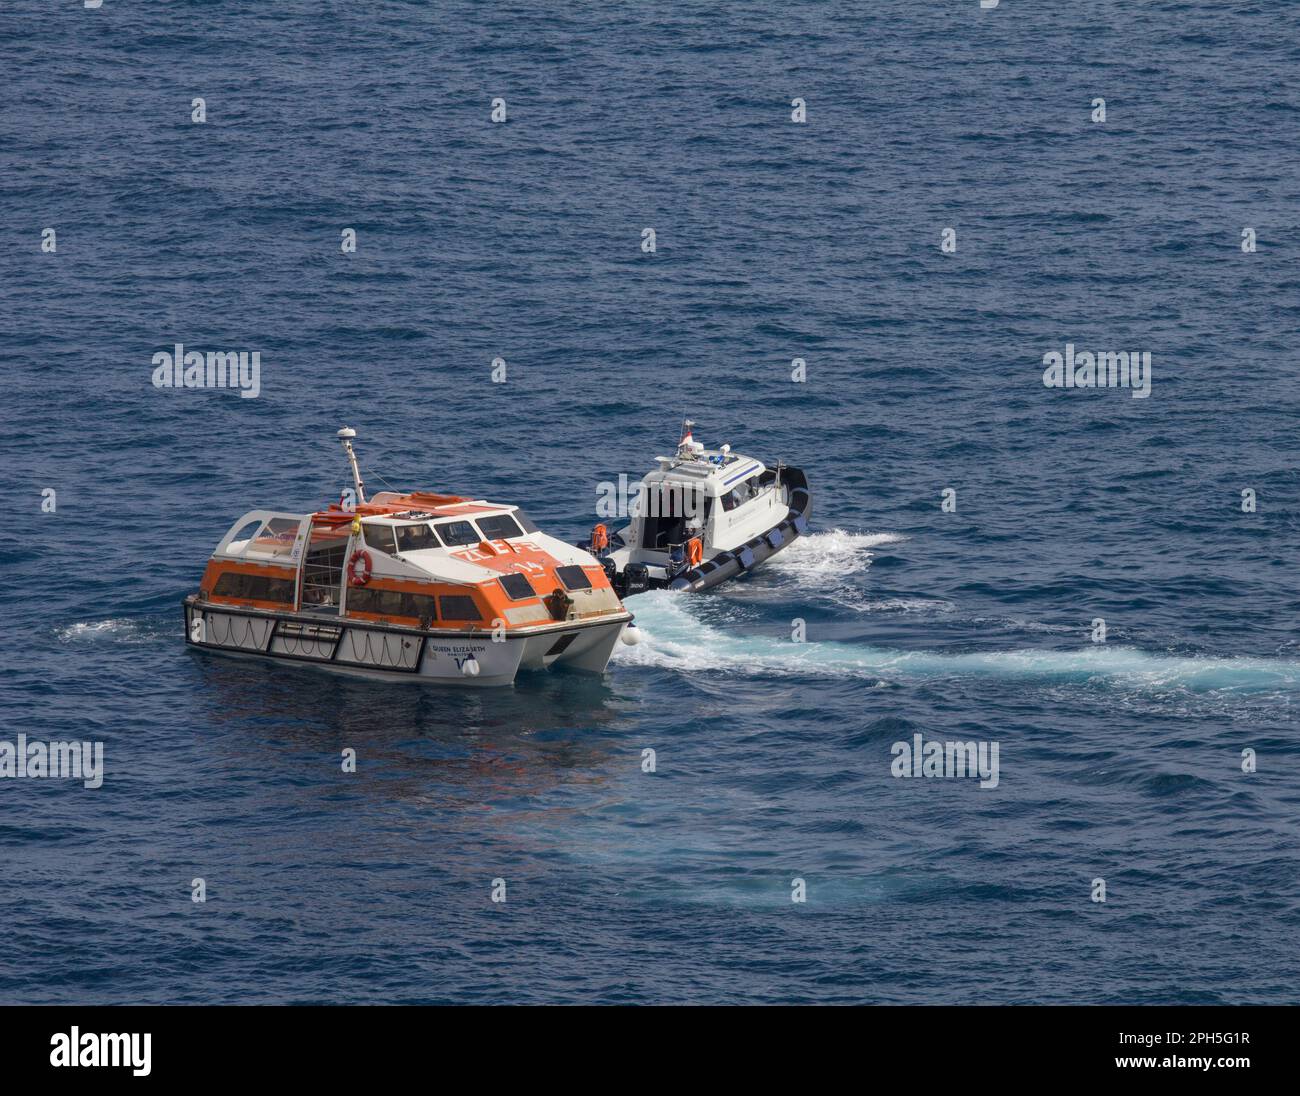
[590,523,609,553]
[686,536,703,568]
[347,548,373,586]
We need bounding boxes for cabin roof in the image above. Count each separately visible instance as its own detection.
[646,452,765,490]
[308,491,514,525]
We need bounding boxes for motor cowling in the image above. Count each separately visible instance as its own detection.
[624,562,650,594]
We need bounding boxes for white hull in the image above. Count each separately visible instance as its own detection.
[184,599,629,686]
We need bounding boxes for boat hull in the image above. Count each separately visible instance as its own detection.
[667,464,811,593]
[183,597,630,686]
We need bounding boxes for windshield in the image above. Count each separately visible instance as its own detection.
[434,520,481,547]
[393,522,439,552]
[476,513,524,540]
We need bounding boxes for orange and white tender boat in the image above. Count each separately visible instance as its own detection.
[183,428,636,686]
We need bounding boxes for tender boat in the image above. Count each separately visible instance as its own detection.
[582,420,812,596]
[184,428,635,685]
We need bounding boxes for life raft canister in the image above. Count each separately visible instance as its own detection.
[347,548,373,586]
[590,523,609,553]
[686,536,703,568]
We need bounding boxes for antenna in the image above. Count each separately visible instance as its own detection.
[337,426,366,505]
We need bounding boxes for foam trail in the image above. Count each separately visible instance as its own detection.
[615,591,1300,692]
[764,529,904,583]
[755,529,945,614]
[58,619,138,640]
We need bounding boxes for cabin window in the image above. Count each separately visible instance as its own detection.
[242,517,301,559]
[438,595,481,622]
[362,523,397,555]
[212,571,296,605]
[433,520,481,547]
[498,573,537,600]
[226,519,262,550]
[393,522,439,553]
[512,510,540,533]
[477,513,524,541]
[347,587,437,621]
[555,565,592,591]
[722,477,758,510]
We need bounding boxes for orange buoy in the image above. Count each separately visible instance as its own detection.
[686,536,703,568]
[346,548,373,586]
[591,523,609,553]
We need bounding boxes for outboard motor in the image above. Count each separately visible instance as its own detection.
[624,562,650,595]
[601,557,618,584]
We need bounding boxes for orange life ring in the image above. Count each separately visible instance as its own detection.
[591,523,609,552]
[347,548,373,586]
[686,537,703,567]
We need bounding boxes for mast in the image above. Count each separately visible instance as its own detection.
[678,417,695,456]
[337,426,366,505]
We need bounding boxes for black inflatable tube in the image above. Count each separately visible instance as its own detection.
[667,465,812,592]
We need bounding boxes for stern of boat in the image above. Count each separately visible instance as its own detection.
[517,615,630,674]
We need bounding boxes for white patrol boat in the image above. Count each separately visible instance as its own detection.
[581,420,812,596]
[183,428,635,686]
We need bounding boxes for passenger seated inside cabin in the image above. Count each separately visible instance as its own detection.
[302,584,335,607]
[721,476,759,511]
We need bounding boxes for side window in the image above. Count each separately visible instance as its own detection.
[212,571,295,604]
[346,587,380,614]
[438,595,481,622]
[363,524,397,554]
[434,521,481,547]
[243,518,301,559]
[722,476,757,509]
[226,519,262,551]
[347,587,436,621]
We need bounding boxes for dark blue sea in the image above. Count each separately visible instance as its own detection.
[3,1,1299,1005]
